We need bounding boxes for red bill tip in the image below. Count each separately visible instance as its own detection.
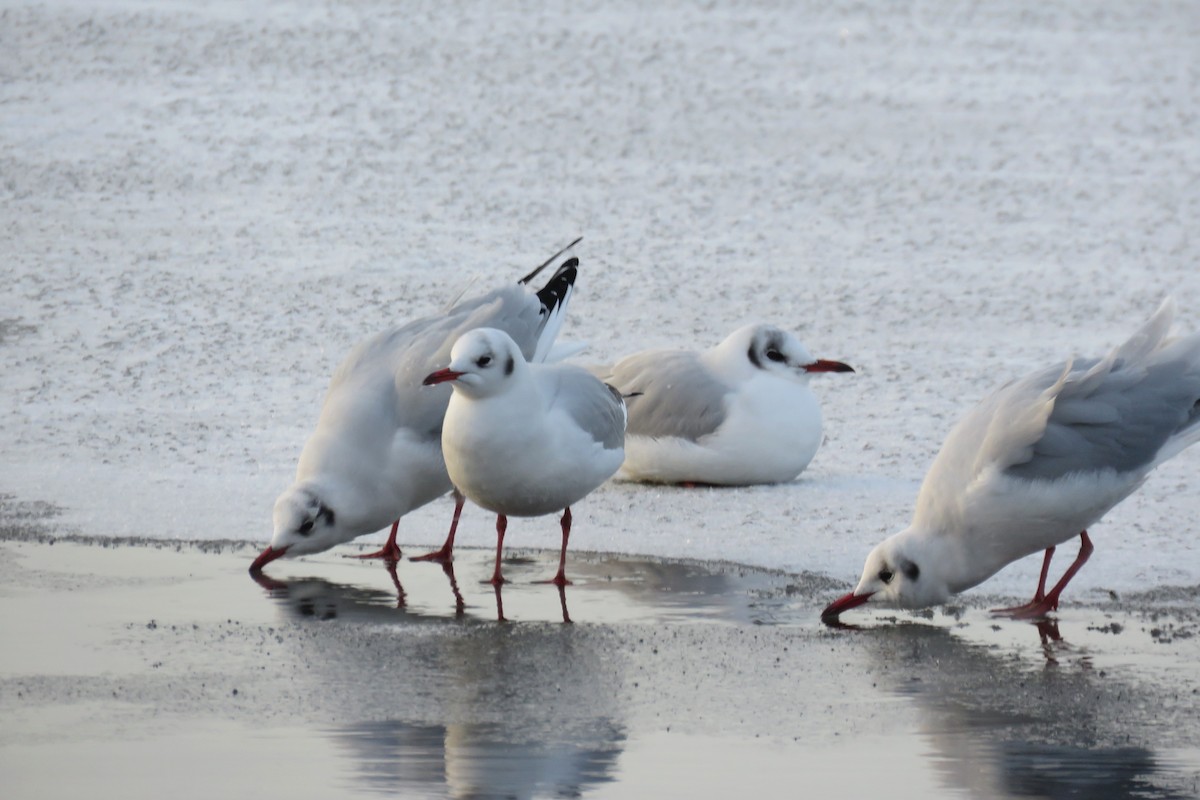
[805,359,855,374]
[423,368,465,386]
[249,544,289,573]
[821,590,873,621]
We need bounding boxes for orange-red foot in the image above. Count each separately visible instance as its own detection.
[354,541,403,562]
[990,597,1057,619]
[410,545,453,564]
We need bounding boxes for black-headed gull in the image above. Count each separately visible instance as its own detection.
[597,324,853,485]
[250,245,580,575]
[823,299,1200,622]
[423,328,627,586]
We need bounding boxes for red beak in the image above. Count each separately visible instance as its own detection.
[804,359,854,374]
[423,368,465,386]
[249,544,289,573]
[821,590,873,621]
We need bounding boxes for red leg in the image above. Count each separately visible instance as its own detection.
[535,507,573,587]
[1040,531,1094,611]
[355,520,403,562]
[992,532,1094,619]
[488,514,508,586]
[411,491,466,563]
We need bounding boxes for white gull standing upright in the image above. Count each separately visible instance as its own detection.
[597,324,853,485]
[250,242,580,575]
[423,328,627,586]
[823,299,1200,622]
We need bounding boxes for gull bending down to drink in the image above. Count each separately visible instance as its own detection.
[250,244,579,576]
[824,299,1200,622]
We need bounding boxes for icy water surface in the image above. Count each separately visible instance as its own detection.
[1,539,1199,799]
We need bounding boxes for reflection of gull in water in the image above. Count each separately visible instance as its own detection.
[333,719,624,799]
[254,569,462,623]
[855,623,1192,799]
[255,564,629,798]
[253,549,820,626]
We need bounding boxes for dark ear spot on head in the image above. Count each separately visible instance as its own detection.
[317,503,335,526]
[505,355,514,376]
[900,558,920,581]
[747,344,762,369]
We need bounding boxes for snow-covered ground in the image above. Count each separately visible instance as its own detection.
[3,0,1198,599]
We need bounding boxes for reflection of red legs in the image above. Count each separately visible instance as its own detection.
[355,520,403,562]
[442,561,465,618]
[488,514,508,586]
[1035,619,1064,665]
[493,581,507,623]
[557,583,573,624]
[410,491,466,563]
[384,560,407,609]
[992,532,1094,619]
[535,507,573,587]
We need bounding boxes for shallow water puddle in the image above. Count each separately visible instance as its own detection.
[2,539,1199,798]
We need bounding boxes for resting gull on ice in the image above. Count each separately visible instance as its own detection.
[597,323,853,486]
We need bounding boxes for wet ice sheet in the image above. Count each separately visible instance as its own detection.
[2,0,1200,601]
[2,539,1199,799]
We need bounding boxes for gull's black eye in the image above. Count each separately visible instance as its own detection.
[298,519,314,536]
[766,349,785,363]
[477,355,492,368]
[878,568,894,584]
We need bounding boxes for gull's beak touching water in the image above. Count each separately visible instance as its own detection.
[249,545,290,573]
[423,368,464,386]
[804,359,855,374]
[821,590,874,622]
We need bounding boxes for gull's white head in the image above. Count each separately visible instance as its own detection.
[423,327,526,398]
[251,481,346,572]
[718,324,854,381]
[822,529,955,620]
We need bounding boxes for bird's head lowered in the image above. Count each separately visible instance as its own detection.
[423,328,524,399]
[730,324,854,381]
[821,529,952,622]
[251,484,342,572]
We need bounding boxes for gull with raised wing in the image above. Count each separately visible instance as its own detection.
[250,242,580,576]
[823,299,1200,622]
[597,324,853,485]
[424,328,627,586]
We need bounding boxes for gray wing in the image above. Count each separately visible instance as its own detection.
[600,350,731,442]
[543,366,627,451]
[324,284,551,438]
[915,301,1200,532]
[1006,347,1200,481]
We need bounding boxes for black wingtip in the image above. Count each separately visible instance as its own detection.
[535,258,578,314]
[518,236,583,285]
